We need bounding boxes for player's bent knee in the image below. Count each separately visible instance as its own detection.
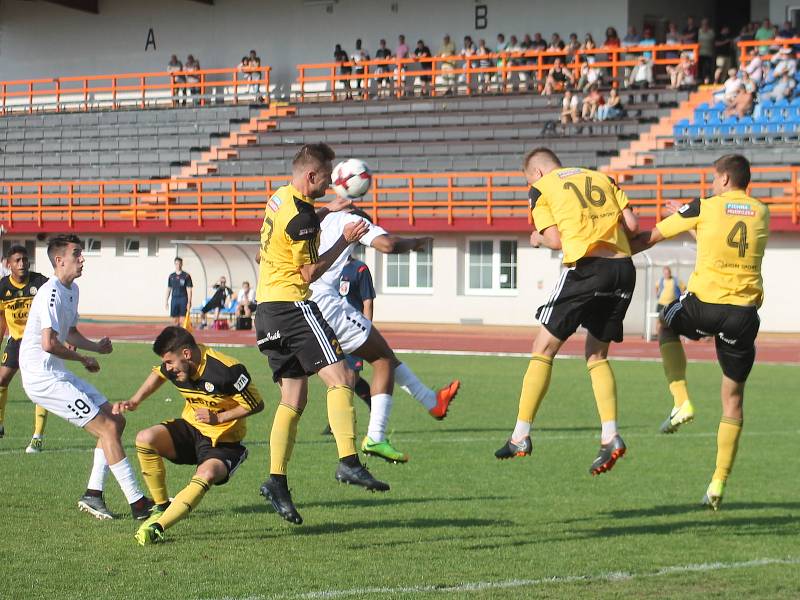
[196,459,226,484]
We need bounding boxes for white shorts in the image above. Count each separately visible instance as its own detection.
[311,292,372,355]
[22,370,107,428]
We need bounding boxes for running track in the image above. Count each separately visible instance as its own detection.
[81,321,800,364]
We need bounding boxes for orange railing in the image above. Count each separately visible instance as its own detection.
[0,66,270,115]
[294,44,699,101]
[0,166,797,231]
[737,37,800,66]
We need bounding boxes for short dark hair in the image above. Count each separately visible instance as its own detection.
[153,326,198,356]
[174,256,183,263]
[5,244,27,259]
[713,154,750,189]
[523,147,562,170]
[292,143,335,171]
[47,234,82,267]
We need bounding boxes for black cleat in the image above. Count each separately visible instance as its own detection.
[130,496,155,520]
[589,435,627,476]
[260,477,303,525]
[335,462,390,492]
[0,424,4,438]
[78,493,114,520]
[494,436,532,460]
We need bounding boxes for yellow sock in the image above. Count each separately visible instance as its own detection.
[0,386,7,424]
[588,359,617,423]
[712,417,743,482]
[659,340,689,408]
[157,476,210,531]
[516,354,553,423]
[33,405,48,437]
[135,442,169,505]
[327,385,357,458]
[269,403,302,475]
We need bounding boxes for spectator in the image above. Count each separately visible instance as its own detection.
[743,49,763,83]
[623,25,641,46]
[604,27,621,48]
[583,33,597,51]
[577,58,603,91]
[531,32,548,51]
[639,26,657,49]
[200,276,233,329]
[166,257,193,326]
[768,47,797,82]
[655,267,685,320]
[667,52,696,89]
[549,32,565,52]
[236,281,256,319]
[414,39,433,96]
[395,34,409,59]
[597,87,624,120]
[496,32,509,74]
[737,22,755,43]
[681,16,699,44]
[237,56,251,88]
[714,25,735,82]
[475,38,492,93]
[437,34,457,95]
[566,32,581,57]
[755,19,773,55]
[777,20,796,39]
[765,72,796,102]
[560,89,580,124]
[697,18,716,83]
[352,39,370,92]
[716,68,742,105]
[724,72,755,118]
[167,54,185,104]
[581,84,604,120]
[628,55,654,91]
[542,57,574,95]
[665,22,681,59]
[184,54,201,103]
[374,39,393,98]
[507,34,523,91]
[334,43,352,100]
[247,50,263,99]
[460,35,477,92]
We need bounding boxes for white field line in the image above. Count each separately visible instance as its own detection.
[204,556,800,600]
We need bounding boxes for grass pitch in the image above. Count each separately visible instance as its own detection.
[0,344,798,599]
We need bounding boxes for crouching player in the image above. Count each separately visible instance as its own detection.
[115,326,264,545]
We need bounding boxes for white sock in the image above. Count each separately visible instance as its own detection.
[87,447,109,492]
[32,434,43,440]
[394,363,436,410]
[601,420,618,444]
[512,420,531,441]
[367,394,393,443]
[108,457,144,504]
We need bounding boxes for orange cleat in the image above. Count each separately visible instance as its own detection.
[429,380,460,420]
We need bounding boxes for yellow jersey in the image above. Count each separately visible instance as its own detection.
[0,272,50,339]
[154,345,263,445]
[256,184,321,303]
[530,167,632,264]
[657,277,685,305]
[656,191,769,307]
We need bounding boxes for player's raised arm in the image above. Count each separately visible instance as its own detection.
[297,220,369,283]
[114,370,165,414]
[370,234,432,254]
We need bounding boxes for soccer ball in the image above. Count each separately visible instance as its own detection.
[331,158,372,199]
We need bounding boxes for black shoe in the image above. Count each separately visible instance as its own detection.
[260,477,303,525]
[0,424,4,438]
[130,496,155,520]
[589,435,626,476]
[494,436,532,460]
[335,462,390,492]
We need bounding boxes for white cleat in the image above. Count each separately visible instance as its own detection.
[660,400,695,434]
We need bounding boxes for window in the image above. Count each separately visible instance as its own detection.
[384,239,433,292]
[85,238,102,255]
[466,239,518,294]
[351,244,366,262]
[124,238,140,256]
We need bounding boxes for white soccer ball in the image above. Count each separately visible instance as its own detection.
[331,158,372,199]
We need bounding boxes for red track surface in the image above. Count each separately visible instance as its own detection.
[81,321,800,364]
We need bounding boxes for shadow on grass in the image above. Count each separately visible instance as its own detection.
[222,494,512,514]
[602,502,800,519]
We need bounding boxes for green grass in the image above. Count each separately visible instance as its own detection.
[0,344,798,599]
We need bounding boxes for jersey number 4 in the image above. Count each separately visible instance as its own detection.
[726,221,749,258]
[563,177,607,208]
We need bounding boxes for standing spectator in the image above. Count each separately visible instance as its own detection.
[374,39,392,98]
[667,52,696,89]
[334,43,352,100]
[395,34,410,96]
[166,257,193,327]
[542,57,574,95]
[248,49,263,98]
[566,33,581,56]
[167,55,185,105]
[639,26,657,53]
[597,87,623,120]
[581,84,604,120]
[681,16,699,44]
[200,276,233,329]
[460,35,477,92]
[414,39,433,96]
[352,39,369,93]
[395,34,409,59]
[476,38,492,93]
[236,56,252,96]
[184,54,201,103]
[604,27,621,47]
[495,32,509,79]
[623,25,641,46]
[236,281,257,319]
[754,19,774,55]
[665,22,681,59]
[560,89,580,124]
[655,267,685,317]
[583,33,597,51]
[714,25,735,82]
[549,33,565,52]
[697,18,716,83]
[777,20,796,39]
[437,34,457,95]
[507,35,524,91]
[531,32,548,51]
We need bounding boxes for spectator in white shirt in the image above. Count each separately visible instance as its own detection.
[236,281,257,318]
[743,49,763,83]
[561,89,580,124]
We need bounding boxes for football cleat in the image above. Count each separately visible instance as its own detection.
[660,400,695,434]
[25,437,44,454]
[260,478,303,525]
[494,436,532,460]
[335,462,390,492]
[590,435,627,475]
[78,493,114,520]
[135,523,165,546]
[361,436,409,464]
[0,424,5,438]
[429,380,460,420]
[702,479,725,511]
[130,496,155,521]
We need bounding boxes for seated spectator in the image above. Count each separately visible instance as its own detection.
[777,20,797,39]
[374,39,393,98]
[167,55,185,103]
[566,33,581,56]
[628,55,654,89]
[334,43,352,100]
[623,25,641,47]
[531,32,548,51]
[352,39,370,92]
[577,58,603,91]
[184,54,201,102]
[767,47,797,82]
[743,49,764,84]
[604,27,621,48]
[415,39,433,96]
[560,89,580,124]
[542,57,574,95]
[549,33,566,52]
[236,281,257,318]
[714,25,734,83]
[200,276,233,329]
[724,75,755,118]
[716,68,742,105]
[583,33,597,51]
[667,52,696,89]
[765,72,796,102]
[581,84,604,120]
[597,87,624,120]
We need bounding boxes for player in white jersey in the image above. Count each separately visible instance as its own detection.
[20,234,153,520]
[310,208,460,463]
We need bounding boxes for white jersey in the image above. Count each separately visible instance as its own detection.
[310,211,387,297]
[20,278,79,376]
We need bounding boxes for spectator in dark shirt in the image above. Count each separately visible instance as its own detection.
[200,276,233,329]
[334,43,353,100]
[167,55,185,104]
[714,25,734,82]
[166,257,193,326]
[681,16,699,44]
[374,38,393,97]
[415,39,433,96]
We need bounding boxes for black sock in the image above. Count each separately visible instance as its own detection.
[340,454,361,468]
[130,496,149,508]
[157,501,171,511]
[85,489,102,498]
[354,377,372,409]
[153,523,164,533]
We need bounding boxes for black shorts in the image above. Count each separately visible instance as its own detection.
[255,300,344,382]
[170,297,188,318]
[661,293,760,382]
[536,257,636,343]
[162,418,247,485]
[2,337,21,369]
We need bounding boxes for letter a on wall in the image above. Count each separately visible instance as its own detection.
[145,28,157,51]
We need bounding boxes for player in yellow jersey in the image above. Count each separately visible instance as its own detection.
[633,154,769,510]
[113,327,264,544]
[255,143,388,526]
[0,245,50,450]
[495,147,639,475]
